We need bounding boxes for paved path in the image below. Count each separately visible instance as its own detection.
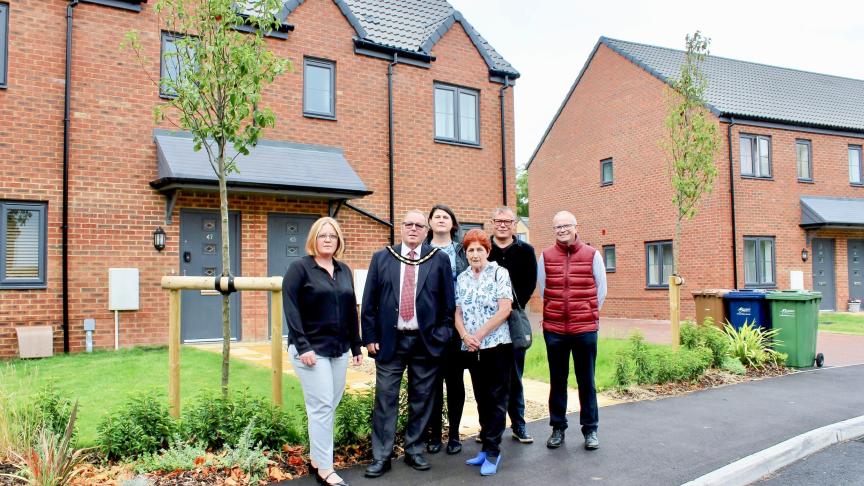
[281,364,864,485]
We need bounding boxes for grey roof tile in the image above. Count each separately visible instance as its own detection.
[602,37,864,132]
[801,196,864,227]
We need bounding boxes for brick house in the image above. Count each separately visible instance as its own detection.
[527,37,864,319]
[0,0,519,357]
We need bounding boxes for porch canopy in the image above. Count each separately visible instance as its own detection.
[800,196,864,229]
[150,130,371,223]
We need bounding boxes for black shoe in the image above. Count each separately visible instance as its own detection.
[546,428,565,449]
[317,471,349,486]
[426,441,442,454]
[584,431,599,450]
[511,425,534,444]
[404,453,431,471]
[446,439,462,455]
[364,459,391,478]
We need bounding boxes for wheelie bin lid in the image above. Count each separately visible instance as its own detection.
[765,290,822,301]
[692,288,731,297]
[724,289,771,300]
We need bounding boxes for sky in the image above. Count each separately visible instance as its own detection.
[448,0,864,169]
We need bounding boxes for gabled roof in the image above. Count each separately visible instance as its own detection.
[527,36,864,168]
[282,0,518,78]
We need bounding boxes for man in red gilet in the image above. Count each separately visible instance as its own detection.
[537,211,607,450]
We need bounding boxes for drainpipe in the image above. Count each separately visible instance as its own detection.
[499,76,511,206]
[727,118,739,289]
[62,0,79,354]
[387,53,398,244]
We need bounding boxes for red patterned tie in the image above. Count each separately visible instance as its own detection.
[400,250,416,321]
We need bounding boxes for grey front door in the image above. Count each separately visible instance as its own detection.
[267,214,317,338]
[848,239,864,308]
[812,238,836,311]
[179,210,241,341]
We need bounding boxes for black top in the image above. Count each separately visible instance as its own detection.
[282,256,362,358]
[488,238,538,309]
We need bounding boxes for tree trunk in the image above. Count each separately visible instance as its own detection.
[218,146,231,398]
[670,216,683,349]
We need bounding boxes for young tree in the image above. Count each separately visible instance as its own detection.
[124,0,290,396]
[516,169,529,217]
[664,31,719,346]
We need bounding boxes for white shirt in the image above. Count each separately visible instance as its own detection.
[397,243,421,330]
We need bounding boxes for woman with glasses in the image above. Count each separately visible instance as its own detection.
[456,229,513,476]
[283,216,363,486]
[424,204,469,455]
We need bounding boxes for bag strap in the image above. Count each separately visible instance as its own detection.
[495,266,521,309]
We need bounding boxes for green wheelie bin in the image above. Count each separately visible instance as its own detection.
[765,290,823,368]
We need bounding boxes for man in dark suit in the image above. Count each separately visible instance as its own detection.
[362,210,456,478]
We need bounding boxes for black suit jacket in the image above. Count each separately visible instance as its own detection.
[361,243,456,362]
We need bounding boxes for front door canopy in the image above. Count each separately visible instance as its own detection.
[800,196,864,230]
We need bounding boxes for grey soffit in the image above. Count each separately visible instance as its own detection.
[601,37,864,133]
[150,130,371,199]
[800,196,864,228]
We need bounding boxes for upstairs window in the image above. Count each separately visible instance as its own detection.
[740,134,771,178]
[1,202,47,289]
[303,58,335,119]
[603,245,616,272]
[850,145,862,185]
[434,84,479,145]
[601,158,613,185]
[160,32,195,98]
[0,3,7,88]
[796,140,812,181]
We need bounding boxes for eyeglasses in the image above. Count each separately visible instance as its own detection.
[553,224,576,232]
[317,233,338,240]
[402,222,427,229]
[492,219,515,227]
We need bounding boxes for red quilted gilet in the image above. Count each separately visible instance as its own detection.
[542,239,599,335]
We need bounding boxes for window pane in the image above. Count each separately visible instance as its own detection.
[602,161,613,183]
[458,91,478,143]
[850,148,862,184]
[604,247,615,270]
[305,63,332,115]
[797,142,811,179]
[760,239,774,284]
[647,245,658,285]
[0,4,7,86]
[758,138,770,176]
[662,243,673,283]
[740,138,753,175]
[5,209,41,279]
[744,239,757,284]
[435,88,455,139]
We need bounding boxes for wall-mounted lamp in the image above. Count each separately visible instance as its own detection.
[153,227,166,252]
[801,247,809,262]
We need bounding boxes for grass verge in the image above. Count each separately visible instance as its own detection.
[818,312,864,335]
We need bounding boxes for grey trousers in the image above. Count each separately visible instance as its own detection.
[289,345,349,470]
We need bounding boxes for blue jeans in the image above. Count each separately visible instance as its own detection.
[544,330,598,435]
[508,347,527,429]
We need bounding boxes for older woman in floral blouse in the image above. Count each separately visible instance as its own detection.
[455,229,513,476]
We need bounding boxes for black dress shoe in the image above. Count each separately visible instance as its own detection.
[404,453,431,471]
[546,428,565,449]
[426,441,443,454]
[364,459,391,478]
[445,439,462,455]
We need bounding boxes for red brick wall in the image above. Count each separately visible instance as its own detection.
[0,0,516,357]
[529,43,864,320]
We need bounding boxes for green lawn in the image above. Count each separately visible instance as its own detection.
[819,312,864,335]
[523,336,669,391]
[0,346,305,447]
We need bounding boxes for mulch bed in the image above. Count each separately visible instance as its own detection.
[0,463,25,486]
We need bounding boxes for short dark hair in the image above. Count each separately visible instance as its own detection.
[426,204,460,242]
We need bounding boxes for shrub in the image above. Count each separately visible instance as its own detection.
[613,349,636,389]
[680,319,730,367]
[181,391,301,451]
[1,385,76,452]
[628,332,653,385]
[221,420,269,484]
[613,331,712,387]
[97,394,176,460]
[724,322,787,369]
[133,436,212,474]
[720,356,747,375]
[4,402,87,486]
[334,388,374,446]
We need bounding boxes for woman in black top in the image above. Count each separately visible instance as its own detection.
[283,216,361,486]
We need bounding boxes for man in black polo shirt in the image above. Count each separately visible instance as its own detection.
[487,207,538,444]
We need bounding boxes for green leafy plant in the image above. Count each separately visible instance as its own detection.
[0,384,76,453]
[613,349,636,390]
[720,356,747,375]
[97,394,176,460]
[334,388,374,446]
[613,331,713,388]
[724,321,787,368]
[133,436,212,474]
[220,420,269,483]
[3,402,87,486]
[680,318,730,366]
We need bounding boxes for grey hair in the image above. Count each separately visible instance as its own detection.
[552,210,577,225]
[492,207,516,219]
